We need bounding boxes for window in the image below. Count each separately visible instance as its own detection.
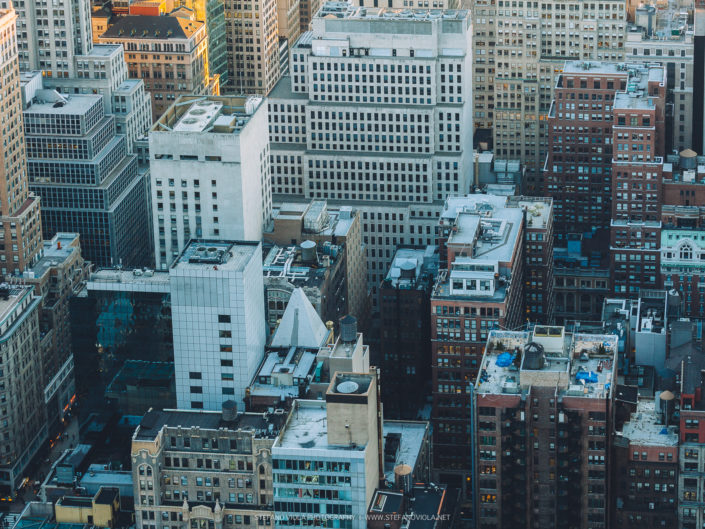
[218,315,231,323]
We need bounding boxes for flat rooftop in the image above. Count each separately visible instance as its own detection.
[153,95,263,133]
[24,91,102,115]
[269,76,307,100]
[262,244,341,287]
[172,240,259,271]
[0,285,36,330]
[316,3,468,21]
[249,349,317,400]
[24,233,80,280]
[85,268,170,292]
[446,208,522,263]
[385,246,436,288]
[382,421,427,483]
[83,44,122,57]
[562,61,628,76]
[614,66,663,111]
[508,196,552,229]
[619,399,678,447]
[476,327,618,399]
[275,400,365,451]
[133,408,286,441]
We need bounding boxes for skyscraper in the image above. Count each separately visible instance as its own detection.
[470,0,627,193]
[224,0,280,93]
[268,3,473,295]
[171,240,267,411]
[0,8,43,275]
[22,81,152,267]
[0,0,92,76]
[149,95,271,270]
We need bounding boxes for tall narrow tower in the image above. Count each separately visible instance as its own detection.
[0,8,42,275]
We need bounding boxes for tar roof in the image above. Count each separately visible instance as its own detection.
[101,15,202,40]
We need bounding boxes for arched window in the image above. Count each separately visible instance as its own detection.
[681,243,693,260]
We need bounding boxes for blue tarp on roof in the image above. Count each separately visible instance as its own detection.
[575,371,598,383]
[496,352,513,367]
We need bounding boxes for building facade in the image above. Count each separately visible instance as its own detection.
[268,3,473,295]
[99,14,218,121]
[379,246,436,419]
[149,96,271,270]
[0,284,44,493]
[0,9,43,275]
[131,408,282,529]
[474,326,618,529]
[170,241,267,412]
[223,0,280,94]
[23,87,152,268]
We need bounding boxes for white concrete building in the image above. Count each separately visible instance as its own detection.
[170,240,267,411]
[269,2,473,294]
[150,96,272,270]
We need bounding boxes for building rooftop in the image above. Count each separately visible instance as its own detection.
[133,408,286,442]
[562,60,628,76]
[507,196,552,230]
[100,14,202,40]
[269,288,330,349]
[446,208,523,263]
[263,243,342,291]
[172,240,260,272]
[24,90,102,115]
[24,233,80,281]
[315,3,468,22]
[0,285,37,333]
[618,399,678,447]
[384,246,437,289]
[249,349,317,400]
[382,421,428,483]
[269,76,307,100]
[614,65,664,111]
[83,44,122,57]
[84,268,171,292]
[275,400,365,452]
[476,326,618,398]
[153,95,263,134]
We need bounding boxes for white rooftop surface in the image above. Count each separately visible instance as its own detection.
[173,241,259,271]
[87,269,171,291]
[270,288,329,349]
[316,3,469,21]
[614,67,662,110]
[441,195,507,221]
[275,401,366,452]
[476,329,618,399]
[24,91,102,114]
[383,421,427,482]
[0,286,34,328]
[513,199,551,229]
[84,44,122,57]
[562,61,627,75]
[619,399,678,447]
[173,100,224,132]
[447,207,523,263]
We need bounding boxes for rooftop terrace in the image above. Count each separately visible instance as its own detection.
[619,398,678,447]
[476,326,617,398]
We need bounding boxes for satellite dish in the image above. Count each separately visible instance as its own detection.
[336,381,359,394]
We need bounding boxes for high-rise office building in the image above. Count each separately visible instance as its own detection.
[610,65,667,296]
[149,95,271,270]
[223,0,280,94]
[170,240,267,411]
[1,0,153,152]
[22,81,152,268]
[0,8,43,275]
[99,14,218,120]
[268,3,473,295]
[378,246,436,419]
[543,61,628,238]
[175,0,229,86]
[0,283,44,493]
[470,0,627,193]
[0,0,92,76]
[626,8,694,154]
[473,326,618,528]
